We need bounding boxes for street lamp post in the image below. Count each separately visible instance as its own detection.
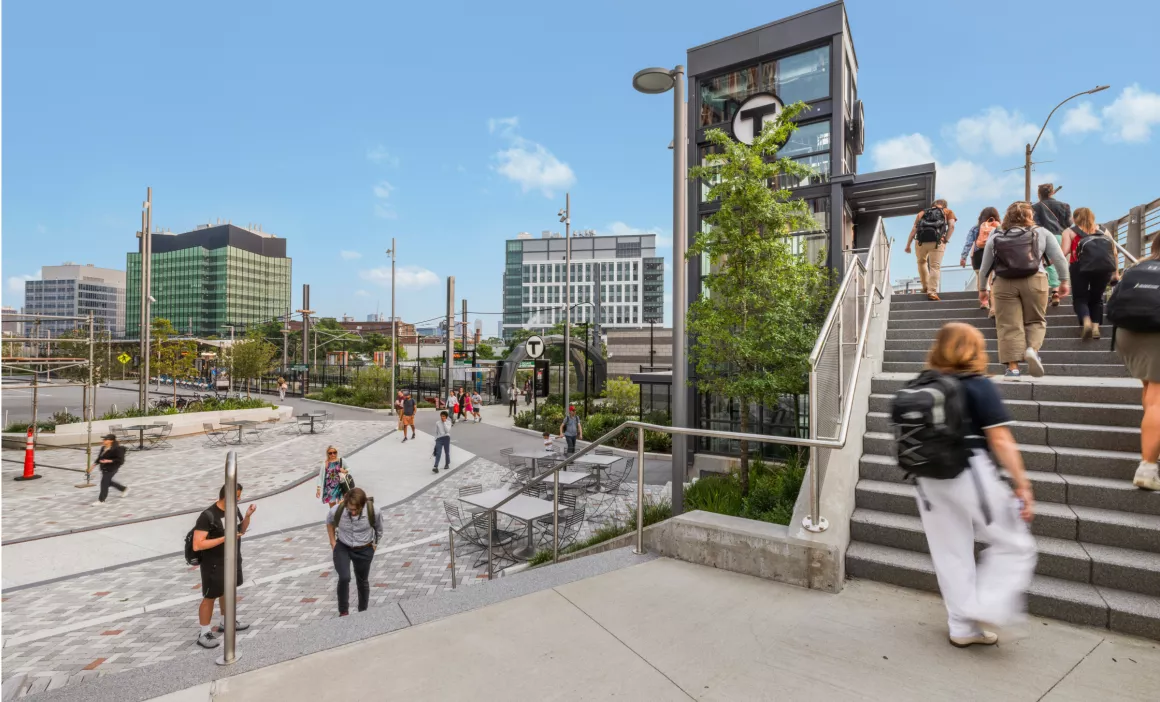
[633,65,687,513]
[558,195,571,411]
[1024,85,1110,200]
[225,325,235,394]
[385,238,397,414]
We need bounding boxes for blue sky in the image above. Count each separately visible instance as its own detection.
[4,0,1159,333]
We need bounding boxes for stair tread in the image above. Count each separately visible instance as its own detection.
[851,507,1087,559]
[867,411,1140,436]
[855,480,1075,520]
[867,394,1141,413]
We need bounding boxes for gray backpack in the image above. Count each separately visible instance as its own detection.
[991,227,1042,279]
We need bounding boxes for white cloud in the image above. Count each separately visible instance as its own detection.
[372,180,397,219]
[602,222,671,248]
[949,107,1049,156]
[359,265,439,289]
[488,117,575,197]
[340,250,362,260]
[1102,84,1160,142]
[366,145,399,166]
[870,133,1018,204]
[1061,101,1101,136]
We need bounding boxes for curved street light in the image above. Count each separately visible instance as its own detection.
[1024,85,1110,200]
[633,64,687,514]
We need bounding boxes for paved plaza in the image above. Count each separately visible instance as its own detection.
[1,420,394,542]
[1,422,667,699]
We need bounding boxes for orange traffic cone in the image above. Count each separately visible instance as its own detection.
[14,425,42,481]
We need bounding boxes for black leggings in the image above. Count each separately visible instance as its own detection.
[333,541,374,614]
[1068,263,1113,326]
[99,469,126,502]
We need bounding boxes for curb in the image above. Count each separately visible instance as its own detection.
[0,427,395,547]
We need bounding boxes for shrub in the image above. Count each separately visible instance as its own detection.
[52,411,80,426]
[684,475,744,516]
[527,498,673,568]
[643,409,671,426]
[644,430,671,453]
[603,377,639,416]
[514,410,534,429]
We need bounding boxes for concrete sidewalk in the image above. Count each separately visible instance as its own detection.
[1,429,475,588]
[160,558,1159,701]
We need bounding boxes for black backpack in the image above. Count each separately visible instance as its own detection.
[1107,260,1160,334]
[1074,231,1117,275]
[914,207,948,244]
[889,370,971,480]
[991,227,1042,279]
[184,509,214,566]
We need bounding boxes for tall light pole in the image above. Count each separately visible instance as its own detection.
[633,65,687,513]
[1024,85,1109,200]
[138,188,153,410]
[385,238,397,413]
[225,325,235,393]
[558,194,571,411]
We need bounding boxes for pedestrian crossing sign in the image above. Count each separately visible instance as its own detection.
[117,353,131,364]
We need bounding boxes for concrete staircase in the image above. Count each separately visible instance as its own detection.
[846,289,1160,641]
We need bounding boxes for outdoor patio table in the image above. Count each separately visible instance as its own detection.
[220,419,258,443]
[124,424,155,450]
[297,413,323,434]
[460,489,556,559]
[507,448,560,474]
[572,454,623,490]
[535,470,592,487]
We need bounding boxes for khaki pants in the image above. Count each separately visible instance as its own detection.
[992,273,1049,364]
[916,242,945,292]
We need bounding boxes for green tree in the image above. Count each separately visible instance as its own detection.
[228,334,279,398]
[151,318,198,402]
[603,377,639,416]
[687,102,834,495]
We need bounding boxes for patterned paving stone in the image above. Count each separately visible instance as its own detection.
[1,456,668,697]
[0,421,393,541]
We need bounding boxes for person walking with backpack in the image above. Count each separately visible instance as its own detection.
[471,390,483,423]
[400,392,417,441]
[192,483,256,648]
[960,207,1001,310]
[559,405,583,455]
[1033,184,1073,308]
[91,434,129,505]
[447,390,459,425]
[905,199,957,301]
[1107,239,1160,491]
[891,323,1037,647]
[978,201,1070,379]
[1060,207,1118,339]
[327,487,383,616]
[277,377,288,402]
[433,410,452,473]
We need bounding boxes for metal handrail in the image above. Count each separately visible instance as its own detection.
[1112,238,1139,266]
[477,220,892,573]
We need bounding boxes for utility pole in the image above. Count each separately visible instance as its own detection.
[386,238,397,413]
[461,298,468,390]
[281,309,290,373]
[299,285,312,395]
[445,277,455,402]
[138,188,153,410]
[225,326,235,393]
[558,193,571,410]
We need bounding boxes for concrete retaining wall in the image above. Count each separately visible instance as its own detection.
[3,406,294,447]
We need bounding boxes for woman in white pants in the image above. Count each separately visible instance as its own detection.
[918,323,1038,647]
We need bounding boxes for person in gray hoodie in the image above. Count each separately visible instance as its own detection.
[433,410,452,473]
[978,201,1070,380]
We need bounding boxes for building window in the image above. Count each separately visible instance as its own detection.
[698,45,830,128]
[633,262,639,281]
[777,45,830,105]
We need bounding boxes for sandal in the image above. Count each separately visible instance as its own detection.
[1050,291,1061,307]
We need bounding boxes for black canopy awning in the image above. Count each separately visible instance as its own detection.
[839,163,937,219]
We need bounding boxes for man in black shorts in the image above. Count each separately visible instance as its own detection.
[192,483,257,649]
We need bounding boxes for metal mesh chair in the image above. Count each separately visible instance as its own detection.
[202,423,228,446]
[537,505,586,551]
[147,423,173,448]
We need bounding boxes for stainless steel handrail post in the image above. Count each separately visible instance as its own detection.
[552,468,560,564]
[449,526,457,590]
[217,451,239,666]
[635,426,645,555]
[802,372,828,532]
[486,509,494,580]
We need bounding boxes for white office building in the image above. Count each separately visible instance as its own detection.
[502,230,664,339]
[23,263,126,338]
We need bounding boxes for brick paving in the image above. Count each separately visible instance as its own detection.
[0,421,393,541]
[1,456,669,697]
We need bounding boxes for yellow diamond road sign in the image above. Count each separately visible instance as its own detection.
[117,353,131,364]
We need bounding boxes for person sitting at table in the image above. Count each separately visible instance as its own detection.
[316,446,349,506]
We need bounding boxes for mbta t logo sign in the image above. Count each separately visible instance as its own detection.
[731,93,784,145]
[524,335,545,359]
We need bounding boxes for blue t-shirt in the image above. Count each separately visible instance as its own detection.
[958,374,1012,447]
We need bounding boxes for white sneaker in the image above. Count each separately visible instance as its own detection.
[1133,462,1160,491]
[91,500,105,506]
[120,487,130,498]
[1024,347,1045,377]
[949,630,999,648]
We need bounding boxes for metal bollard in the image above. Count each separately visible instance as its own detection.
[217,451,239,665]
[449,526,457,590]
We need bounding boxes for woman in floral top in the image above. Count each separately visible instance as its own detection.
[316,446,348,506]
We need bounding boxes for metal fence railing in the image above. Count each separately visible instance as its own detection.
[1105,196,1159,270]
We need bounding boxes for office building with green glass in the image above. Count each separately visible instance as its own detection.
[126,224,291,338]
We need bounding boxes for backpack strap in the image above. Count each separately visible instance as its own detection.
[331,500,345,528]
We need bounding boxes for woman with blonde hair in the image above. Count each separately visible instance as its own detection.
[316,446,350,506]
[1061,207,1118,339]
[914,322,1037,647]
[978,201,1070,379]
